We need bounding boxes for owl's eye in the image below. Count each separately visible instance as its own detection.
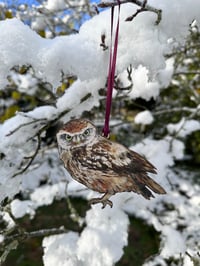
[83,128,91,137]
[65,134,73,142]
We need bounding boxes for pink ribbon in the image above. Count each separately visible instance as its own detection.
[102,1,121,137]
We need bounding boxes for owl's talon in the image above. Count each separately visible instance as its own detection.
[102,199,113,209]
[89,194,113,208]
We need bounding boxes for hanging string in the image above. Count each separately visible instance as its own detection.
[102,1,121,138]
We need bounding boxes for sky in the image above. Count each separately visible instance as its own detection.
[4,0,98,5]
[4,0,40,4]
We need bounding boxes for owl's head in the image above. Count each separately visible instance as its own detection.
[56,119,97,151]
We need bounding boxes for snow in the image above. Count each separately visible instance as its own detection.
[132,138,175,177]
[44,0,67,11]
[42,205,129,266]
[77,205,129,265]
[134,110,154,125]
[129,65,160,100]
[30,182,67,207]
[11,71,38,94]
[1,212,15,230]
[1,1,200,91]
[160,227,186,258]
[11,199,35,218]
[0,0,200,265]
[43,232,80,266]
[56,78,102,116]
[171,139,185,160]
[157,57,175,88]
[0,17,106,89]
[27,106,57,120]
[167,118,200,138]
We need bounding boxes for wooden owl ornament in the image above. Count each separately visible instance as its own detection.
[57,119,166,208]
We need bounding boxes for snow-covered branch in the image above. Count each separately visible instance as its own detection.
[98,0,162,24]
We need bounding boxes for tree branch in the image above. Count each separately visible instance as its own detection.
[0,227,68,264]
[6,117,46,137]
[3,227,68,243]
[98,0,162,24]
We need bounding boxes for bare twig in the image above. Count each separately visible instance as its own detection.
[165,105,200,151]
[98,0,162,24]
[3,227,67,243]
[0,240,19,265]
[6,117,46,137]
[185,251,200,265]
[174,71,200,76]
[11,135,41,178]
[127,64,133,81]
[66,196,85,227]
[100,33,108,50]
[154,106,200,116]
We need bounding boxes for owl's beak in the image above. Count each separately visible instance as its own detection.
[73,135,81,144]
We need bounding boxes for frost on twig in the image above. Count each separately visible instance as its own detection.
[98,0,162,24]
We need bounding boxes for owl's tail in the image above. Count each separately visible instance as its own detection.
[135,174,166,199]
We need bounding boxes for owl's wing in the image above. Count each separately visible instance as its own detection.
[83,136,166,197]
[89,136,156,174]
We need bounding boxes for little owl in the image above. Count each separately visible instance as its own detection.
[57,119,166,208]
